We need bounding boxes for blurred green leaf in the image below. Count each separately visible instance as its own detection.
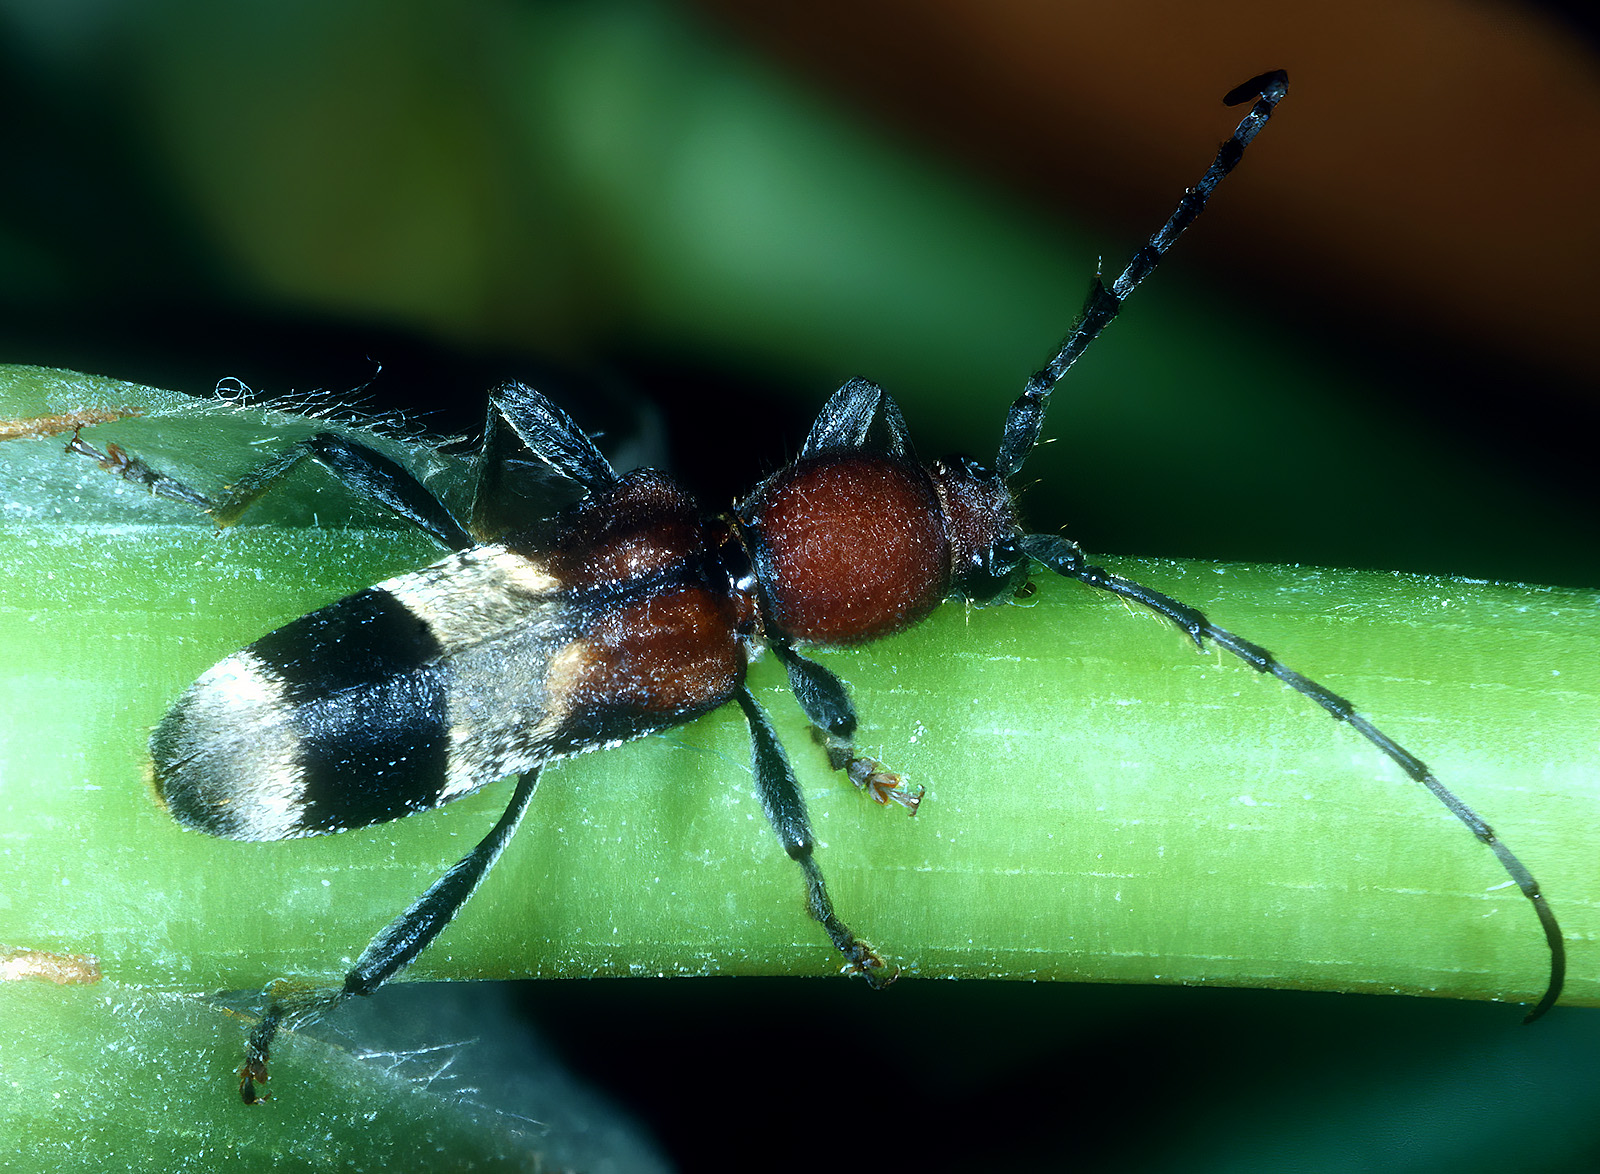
[0,980,562,1171]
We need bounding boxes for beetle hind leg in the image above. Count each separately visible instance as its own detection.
[66,420,476,550]
[237,769,542,1103]
[64,429,216,510]
[210,431,473,549]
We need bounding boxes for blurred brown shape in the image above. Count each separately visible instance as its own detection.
[698,0,1600,392]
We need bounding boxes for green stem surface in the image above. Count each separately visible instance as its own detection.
[3,366,1596,1110]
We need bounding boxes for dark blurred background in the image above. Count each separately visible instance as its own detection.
[5,1,1597,1168]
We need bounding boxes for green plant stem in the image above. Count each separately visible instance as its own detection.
[3,364,1596,1015]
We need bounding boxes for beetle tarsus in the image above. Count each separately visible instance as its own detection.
[847,948,898,989]
[846,756,923,814]
[66,429,215,510]
[238,1004,281,1105]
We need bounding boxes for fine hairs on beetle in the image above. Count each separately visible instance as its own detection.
[62,70,1565,1103]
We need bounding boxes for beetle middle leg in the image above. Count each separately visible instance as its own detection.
[734,685,894,985]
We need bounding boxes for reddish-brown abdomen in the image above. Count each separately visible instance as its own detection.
[523,470,755,748]
[533,469,706,591]
[739,452,949,646]
[557,585,748,728]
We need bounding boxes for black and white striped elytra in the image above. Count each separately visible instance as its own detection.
[152,554,566,840]
[64,70,1564,1105]
[152,468,756,843]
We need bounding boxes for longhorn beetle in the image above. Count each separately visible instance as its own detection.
[67,70,1564,1103]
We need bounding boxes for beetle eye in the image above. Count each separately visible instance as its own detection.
[956,534,1026,603]
[989,535,1028,587]
[990,535,1022,572]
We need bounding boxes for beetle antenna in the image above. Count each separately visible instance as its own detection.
[996,69,1288,479]
[1021,532,1566,1022]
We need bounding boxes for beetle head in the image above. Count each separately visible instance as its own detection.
[928,455,1027,604]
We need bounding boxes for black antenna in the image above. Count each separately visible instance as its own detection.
[998,68,1565,1020]
[1021,531,1566,1021]
[997,70,1288,479]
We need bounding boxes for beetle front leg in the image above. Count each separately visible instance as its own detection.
[770,641,923,813]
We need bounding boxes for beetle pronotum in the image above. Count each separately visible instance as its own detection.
[63,69,1564,1103]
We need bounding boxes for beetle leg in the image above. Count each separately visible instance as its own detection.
[799,378,914,459]
[734,686,894,985]
[64,429,216,510]
[66,420,475,549]
[238,768,542,1103]
[770,640,922,813]
[210,431,473,548]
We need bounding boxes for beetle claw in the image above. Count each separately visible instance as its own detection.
[847,756,923,814]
